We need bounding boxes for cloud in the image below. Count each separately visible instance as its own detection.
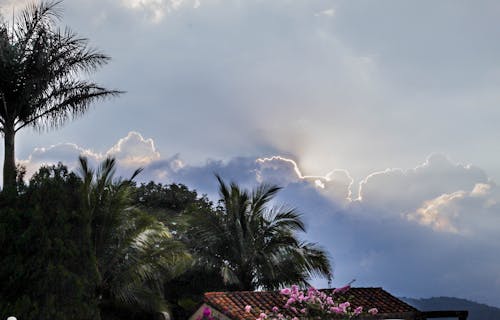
[106,131,161,167]
[119,0,201,22]
[315,8,335,17]
[17,131,162,181]
[19,143,102,179]
[357,153,488,214]
[407,181,500,235]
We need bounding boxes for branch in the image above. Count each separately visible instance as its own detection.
[15,86,122,132]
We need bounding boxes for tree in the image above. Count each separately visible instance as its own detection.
[131,181,221,319]
[0,163,99,320]
[189,175,332,291]
[0,1,120,191]
[78,157,191,320]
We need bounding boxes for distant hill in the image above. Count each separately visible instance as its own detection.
[401,297,500,320]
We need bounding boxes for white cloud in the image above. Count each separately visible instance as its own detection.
[407,191,466,234]
[407,181,500,235]
[106,131,160,168]
[357,153,488,214]
[255,156,353,204]
[18,143,102,179]
[315,8,335,17]
[119,0,201,22]
[17,131,162,181]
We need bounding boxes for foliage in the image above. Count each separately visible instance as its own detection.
[0,0,120,190]
[0,163,99,320]
[133,181,213,234]
[78,157,192,320]
[188,175,332,291]
[245,285,379,320]
[132,181,220,319]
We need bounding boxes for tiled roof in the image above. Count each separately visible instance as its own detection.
[204,287,419,320]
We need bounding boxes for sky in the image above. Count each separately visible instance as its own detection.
[1,0,500,307]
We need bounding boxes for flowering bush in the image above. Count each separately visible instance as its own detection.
[245,285,378,320]
[197,306,219,320]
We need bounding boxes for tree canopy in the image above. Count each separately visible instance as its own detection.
[188,175,332,291]
[0,0,120,190]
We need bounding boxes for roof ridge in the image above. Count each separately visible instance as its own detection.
[203,287,419,320]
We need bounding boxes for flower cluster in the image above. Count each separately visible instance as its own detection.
[245,285,378,320]
[197,306,219,320]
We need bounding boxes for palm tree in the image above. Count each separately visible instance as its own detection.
[189,175,332,291]
[78,156,191,319]
[0,1,120,191]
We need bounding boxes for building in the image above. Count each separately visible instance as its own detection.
[189,287,468,320]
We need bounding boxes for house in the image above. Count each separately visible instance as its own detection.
[189,287,468,320]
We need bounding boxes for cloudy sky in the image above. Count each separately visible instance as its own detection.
[2,0,500,307]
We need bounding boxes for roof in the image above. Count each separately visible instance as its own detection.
[204,287,420,320]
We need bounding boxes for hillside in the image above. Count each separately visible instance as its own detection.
[402,297,500,320]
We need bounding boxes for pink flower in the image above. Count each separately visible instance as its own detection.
[330,306,344,314]
[286,297,295,305]
[300,308,307,314]
[333,285,351,294]
[339,301,350,311]
[354,306,363,315]
[259,312,267,319]
[272,306,279,313]
[368,308,378,315]
[245,305,252,313]
[202,307,211,317]
[277,313,284,319]
[280,288,292,295]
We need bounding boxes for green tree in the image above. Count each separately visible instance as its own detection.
[0,1,120,191]
[131,182,221,319]
[78,157,191,320]
[0,163,99,320]
[189,175,332,291]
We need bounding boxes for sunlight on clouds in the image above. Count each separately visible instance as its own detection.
[120,0,201,22]
[18,143,103,178]
[407,192,465,234]
[407,181,500,235]
[256,156,353,203]
[471,183,492,197]
[14,132,163,183]
[106,131,161,167]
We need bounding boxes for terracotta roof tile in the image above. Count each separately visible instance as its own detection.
[204,287,419,320]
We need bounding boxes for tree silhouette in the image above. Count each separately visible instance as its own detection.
[189,175,332,291]
[0,1,120,191]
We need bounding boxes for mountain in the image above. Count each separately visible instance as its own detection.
[401,297,500,320]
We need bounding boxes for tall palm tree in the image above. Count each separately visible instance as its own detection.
[78,156,191,319]
[190,175,332,291]
[0,1,120,191]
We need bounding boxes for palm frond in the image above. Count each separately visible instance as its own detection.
[188,176,332,291]
[78,157,191,316]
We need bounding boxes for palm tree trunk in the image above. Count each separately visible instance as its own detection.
[3,122,16,192]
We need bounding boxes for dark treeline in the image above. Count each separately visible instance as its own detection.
[0,160,332,320]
